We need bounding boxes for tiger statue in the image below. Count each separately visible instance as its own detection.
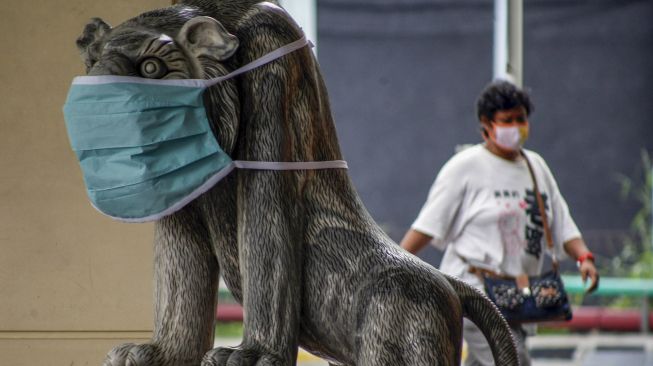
[72,1,519,365]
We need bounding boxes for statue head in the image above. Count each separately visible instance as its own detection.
[74,6,241,154]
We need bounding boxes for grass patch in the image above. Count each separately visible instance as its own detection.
[215,321,244,338]
[537,326,572,335]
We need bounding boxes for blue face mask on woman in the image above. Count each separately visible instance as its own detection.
[63,36,347,223]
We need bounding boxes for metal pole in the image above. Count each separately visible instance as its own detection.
[279,0,318,55]
[493,0,508,82]
[508,0,523,87]
[493,0,523,87]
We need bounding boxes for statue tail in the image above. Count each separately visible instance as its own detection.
[446,275,521,366]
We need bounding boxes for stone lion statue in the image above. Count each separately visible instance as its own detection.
[72,1,519,365]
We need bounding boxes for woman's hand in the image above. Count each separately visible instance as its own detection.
[563,238,600,293]
[579,259,599,293]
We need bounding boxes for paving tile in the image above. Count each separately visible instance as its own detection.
[582,350,646,366]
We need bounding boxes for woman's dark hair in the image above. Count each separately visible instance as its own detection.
[475,80,534,121]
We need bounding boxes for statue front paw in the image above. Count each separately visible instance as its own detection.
[103,343,164,366]
[201,346,284,366]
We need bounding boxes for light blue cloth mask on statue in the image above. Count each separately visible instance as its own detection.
[63,36,347,223]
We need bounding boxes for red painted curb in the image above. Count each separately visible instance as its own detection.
[216,303,244,322]
[546,306,650,332]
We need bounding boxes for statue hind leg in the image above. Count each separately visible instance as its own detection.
[354,271,462,366]
[103,208,220,366]
[355,308,461,366]
[356,308,461,366]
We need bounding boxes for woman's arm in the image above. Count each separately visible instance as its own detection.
[563,237,600,293]
[400,229,434,254]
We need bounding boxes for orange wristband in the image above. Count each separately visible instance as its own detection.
[576,252,595,267]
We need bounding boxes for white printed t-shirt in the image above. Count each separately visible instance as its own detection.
[411,144,581,290]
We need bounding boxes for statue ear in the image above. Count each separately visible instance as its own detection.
[177,16,239,61]
[76,18,112,71]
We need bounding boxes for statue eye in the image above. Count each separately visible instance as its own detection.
[139,57,168,79]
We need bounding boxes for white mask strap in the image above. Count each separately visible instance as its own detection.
[203,36,313,87]
[233,160,348,170]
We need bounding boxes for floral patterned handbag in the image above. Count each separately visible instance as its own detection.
[482,151,573,324]
[483,270,572,323]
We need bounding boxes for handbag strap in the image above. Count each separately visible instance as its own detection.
[521,150,559,271]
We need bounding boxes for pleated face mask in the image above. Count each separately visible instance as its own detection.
[63,35,347,222]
